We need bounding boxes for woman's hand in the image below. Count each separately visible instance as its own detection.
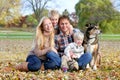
[50,47,58,53]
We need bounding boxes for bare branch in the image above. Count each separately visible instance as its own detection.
[26,0,52,21]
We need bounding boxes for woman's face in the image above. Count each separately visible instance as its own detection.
[43,18,53,32]
[59,19,70,34]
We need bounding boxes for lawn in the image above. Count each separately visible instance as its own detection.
[0,39,120,80]
[0,30,120,79]
[0,30,120,40]
[99,34,120,40]
[0,30,34,39]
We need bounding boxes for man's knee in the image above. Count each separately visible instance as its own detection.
[85,53,92,61]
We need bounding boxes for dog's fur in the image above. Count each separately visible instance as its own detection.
[83,23,101,70]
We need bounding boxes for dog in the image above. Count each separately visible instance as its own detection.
[83,23,102,70]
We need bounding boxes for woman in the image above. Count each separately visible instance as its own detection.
[16,16,61,72]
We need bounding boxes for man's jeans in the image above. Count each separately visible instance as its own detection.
[78,52,92,70]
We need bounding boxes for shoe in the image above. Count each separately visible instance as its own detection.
[15,62,28,72]
[62,67,68,72]
[68,60,79,71]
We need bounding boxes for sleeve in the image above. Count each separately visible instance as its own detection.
[73,28,84,34]
[73,28,80,33]
[32,39,50,57]
[64,44,72,58]
[81,46,84,55]
[54,35,59,50]
[79,46,84,58]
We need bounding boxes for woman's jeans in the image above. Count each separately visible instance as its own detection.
[78,52,92,70]
[26,51,61,71]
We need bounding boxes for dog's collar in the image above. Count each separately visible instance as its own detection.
[89,37,96,39]
[89,35,96,39]
[84,37,98,45]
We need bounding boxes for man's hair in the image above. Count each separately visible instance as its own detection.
[58,15,71,25]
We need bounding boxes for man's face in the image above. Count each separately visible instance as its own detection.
[59,19,70,34]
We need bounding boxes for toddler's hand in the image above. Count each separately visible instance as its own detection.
[71,54,77,59]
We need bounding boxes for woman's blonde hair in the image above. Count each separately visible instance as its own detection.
[35,16,55,49]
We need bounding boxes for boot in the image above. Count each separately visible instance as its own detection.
[0,66,14,72]
[40,63,45,71]
[15,62,29,72]
[68,60,79,71]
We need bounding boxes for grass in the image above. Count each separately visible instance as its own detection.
[0,27,120,40]
[0,30,120,40]
[0,40,119,79]
[0,28,119,79]
[0,30,34,39]
[99,34,120,40]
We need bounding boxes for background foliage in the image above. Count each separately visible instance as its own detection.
[75,0,120,33]
[0,0,120,34]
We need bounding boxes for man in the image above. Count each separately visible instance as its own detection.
[55,15,92,72]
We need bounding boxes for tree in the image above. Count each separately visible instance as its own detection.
[62,9,69,16]
[0,0,6,16]
[0,0,21,27]
[69,12,78,27]
[75,0,120,30]
[25,0,52,22]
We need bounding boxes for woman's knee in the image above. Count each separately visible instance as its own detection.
[46,51,60,59]
[44,61,58,70]
[26,55,41,71]
[28,62,41,71]
[46,51,56,56]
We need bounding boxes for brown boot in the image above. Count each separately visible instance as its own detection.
[15,62,29,72]
[0,66,14,72]
[40,63,45,71]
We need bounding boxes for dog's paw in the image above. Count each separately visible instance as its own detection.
[86,64,90,68]
[93,65,97,70]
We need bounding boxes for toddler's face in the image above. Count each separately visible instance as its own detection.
[74,38,83,46]
[50,16,59,27]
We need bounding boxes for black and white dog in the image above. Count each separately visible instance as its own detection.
[83,23,102,70]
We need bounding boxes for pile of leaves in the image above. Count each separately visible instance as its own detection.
[0,39,120,80]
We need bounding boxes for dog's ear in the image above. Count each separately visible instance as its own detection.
[85,23,91,28]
